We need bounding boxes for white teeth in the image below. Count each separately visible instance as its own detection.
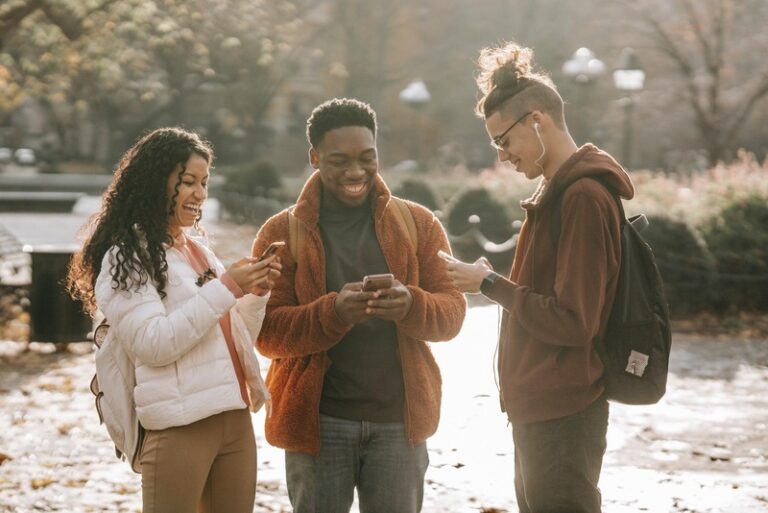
[343,183,365,194]
[183,204,200,213]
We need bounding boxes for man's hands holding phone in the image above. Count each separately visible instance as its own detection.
[334,274,413,324]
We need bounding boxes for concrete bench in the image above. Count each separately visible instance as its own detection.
[0,191,85,213]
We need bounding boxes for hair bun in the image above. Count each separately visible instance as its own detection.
[491,45,533,89]
[476,42,534,94]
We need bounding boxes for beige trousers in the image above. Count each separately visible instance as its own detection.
[140,408,257,513]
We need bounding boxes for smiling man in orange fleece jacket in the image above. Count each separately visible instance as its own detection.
[252,98,466,513]
[447,43,635,513]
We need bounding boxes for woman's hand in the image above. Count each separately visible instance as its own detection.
[446,256,494,294]
[251,255,282,296]
[226,255,282,295]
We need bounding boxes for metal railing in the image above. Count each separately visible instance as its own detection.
[433,211,522,254]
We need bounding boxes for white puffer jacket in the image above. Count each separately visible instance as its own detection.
[94,239,270,431]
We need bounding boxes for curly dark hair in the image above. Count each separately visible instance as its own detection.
[475,42,564,127]
[306,98,377,148]
[67,127,213,315]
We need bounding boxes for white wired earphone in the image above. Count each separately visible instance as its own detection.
[534,121,546,173]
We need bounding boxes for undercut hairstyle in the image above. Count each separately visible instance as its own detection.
[475,42,566,128]
[306,98,377,148]
[67,127,213,314]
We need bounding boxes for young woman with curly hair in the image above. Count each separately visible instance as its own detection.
[67,127,281,513]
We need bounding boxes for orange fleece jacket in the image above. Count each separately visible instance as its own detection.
[484,144,635,424]
[252,172,466,454]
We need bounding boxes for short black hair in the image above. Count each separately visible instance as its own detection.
[306,98,377,148]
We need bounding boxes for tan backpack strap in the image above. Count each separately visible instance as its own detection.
[287,209,305,263]
[391,197,417,252]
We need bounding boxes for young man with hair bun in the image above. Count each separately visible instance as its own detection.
[448,42,636,513]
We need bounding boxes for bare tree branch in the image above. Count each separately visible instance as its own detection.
[679,0,714,73]
[723,73,768,143]
[628,2,713,135]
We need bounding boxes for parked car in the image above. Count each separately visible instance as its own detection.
[0,147,11,164]
[14,148,36,165]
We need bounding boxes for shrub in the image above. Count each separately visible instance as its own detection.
[392,178,440,211]
[641,215,716,316]
[701,195,768,311]
[215,161,286,224]
[445,187,518,273]
[224,161,282,197]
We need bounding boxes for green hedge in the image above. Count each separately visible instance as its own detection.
[223,161,283,197]
[641,216,716,316]
[445,187,517,274]
[701,195,768,311]
[392,179,440,211]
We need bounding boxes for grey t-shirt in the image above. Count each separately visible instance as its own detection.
[318,199,405,422]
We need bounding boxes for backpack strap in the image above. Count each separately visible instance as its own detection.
[287,209,305,263]
[390,197,418,252]
[286,198,418,264]
[550,176,625,248]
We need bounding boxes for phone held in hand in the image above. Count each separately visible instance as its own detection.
[362,273,394,292]
[260,241,286,260]
[437,249,458,263]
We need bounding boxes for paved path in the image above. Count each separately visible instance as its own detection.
[1,220,766,512]
[1,307,766,512]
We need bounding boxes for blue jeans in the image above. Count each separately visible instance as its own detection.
[512,398,609,513]
[285,414,429,513]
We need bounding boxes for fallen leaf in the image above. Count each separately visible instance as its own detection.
[31,477,55,489]
[58,423,75,435]
[114,484,135,495]
[39,377,74,393]
[0,452,11,465]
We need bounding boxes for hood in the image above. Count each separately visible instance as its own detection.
[521,144,635,210]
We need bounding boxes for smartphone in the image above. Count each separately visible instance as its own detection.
[362,273,394,292]
[437,249,458,263]
[260,241,286,260]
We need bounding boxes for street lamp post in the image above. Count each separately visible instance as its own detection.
[612,47,645,169]
[399,79,431,168]
[562,48,605,143]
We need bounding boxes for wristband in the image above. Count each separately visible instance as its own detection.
[480,271,502,296]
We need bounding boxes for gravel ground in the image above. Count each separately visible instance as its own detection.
[1,220,766,512]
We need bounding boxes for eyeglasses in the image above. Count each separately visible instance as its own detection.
[490,111,532,151]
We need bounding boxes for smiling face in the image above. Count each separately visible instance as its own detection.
[310,125,378,208]
[486,109,545,180]
[166,153,210,235]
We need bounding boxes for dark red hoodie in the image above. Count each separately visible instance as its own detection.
[484,144,635,424]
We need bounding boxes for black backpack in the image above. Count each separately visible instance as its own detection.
[551,177,672,405]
